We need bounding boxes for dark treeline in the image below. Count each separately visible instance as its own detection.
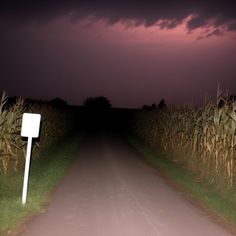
[5,96,68,108]
[4,95,138,136]
[78,96,136,135]
[142,99,166,111]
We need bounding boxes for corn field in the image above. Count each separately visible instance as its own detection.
[133,90,236,189]
[0,92,25,174]
[0,92,75,175]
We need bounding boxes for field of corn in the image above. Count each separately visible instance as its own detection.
[133,90,236,189]
[0,92,76,175]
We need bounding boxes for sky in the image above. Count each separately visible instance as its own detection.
[0,1,236,108]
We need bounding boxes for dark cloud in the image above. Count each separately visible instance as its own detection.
[197,28,224,40]
[228,22,236,31]
[187,15,208,31]
[205,29,224,38]
[0,0,236,32]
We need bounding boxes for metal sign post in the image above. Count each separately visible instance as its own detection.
[21,113,41,205]
[22,136,33,205]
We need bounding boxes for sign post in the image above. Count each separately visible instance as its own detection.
[21,113,41,205]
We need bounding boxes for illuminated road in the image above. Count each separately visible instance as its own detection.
[17,135,235,236]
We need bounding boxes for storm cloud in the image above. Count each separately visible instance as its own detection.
[1,0,236,33]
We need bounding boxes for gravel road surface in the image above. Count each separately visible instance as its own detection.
[17,134,235,236]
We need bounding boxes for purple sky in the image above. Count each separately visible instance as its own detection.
[0,1,236,108]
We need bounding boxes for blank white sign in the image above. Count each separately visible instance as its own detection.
[21,113,41,138]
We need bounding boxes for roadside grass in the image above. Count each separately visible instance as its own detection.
[0,133,81,235]
[127,135,236,227]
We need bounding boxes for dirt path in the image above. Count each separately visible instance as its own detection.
[17,134,235,236]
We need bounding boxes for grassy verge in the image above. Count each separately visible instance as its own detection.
[0,133,81,235]
[127,135,236,227]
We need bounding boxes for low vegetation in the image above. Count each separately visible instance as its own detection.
[0,133,81,235]
[0,92,76,174]
[131,88,236,225]
[0,91,80,235]
[133,88,236,190]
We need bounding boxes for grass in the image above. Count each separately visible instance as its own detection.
[0,133,81,235]
[127,135,236,227]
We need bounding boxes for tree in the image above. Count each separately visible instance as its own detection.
[50,97,67,107]
[158,99,166,109]
[84,96,111,110]
[151,103,156,109]
[142,105,150,110]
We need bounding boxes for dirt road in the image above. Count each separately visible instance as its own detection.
[17,134,235,236]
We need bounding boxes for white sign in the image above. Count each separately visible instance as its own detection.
[21,113,41,138]
[21,113,41,205]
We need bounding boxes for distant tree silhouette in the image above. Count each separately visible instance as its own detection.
[142,105,150,110]
[50,97,67,107]
[143,103,156,110]
[158,99,166,109]
[142,100,166,111]
[84,96,111,110]
[151,103,156,109]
